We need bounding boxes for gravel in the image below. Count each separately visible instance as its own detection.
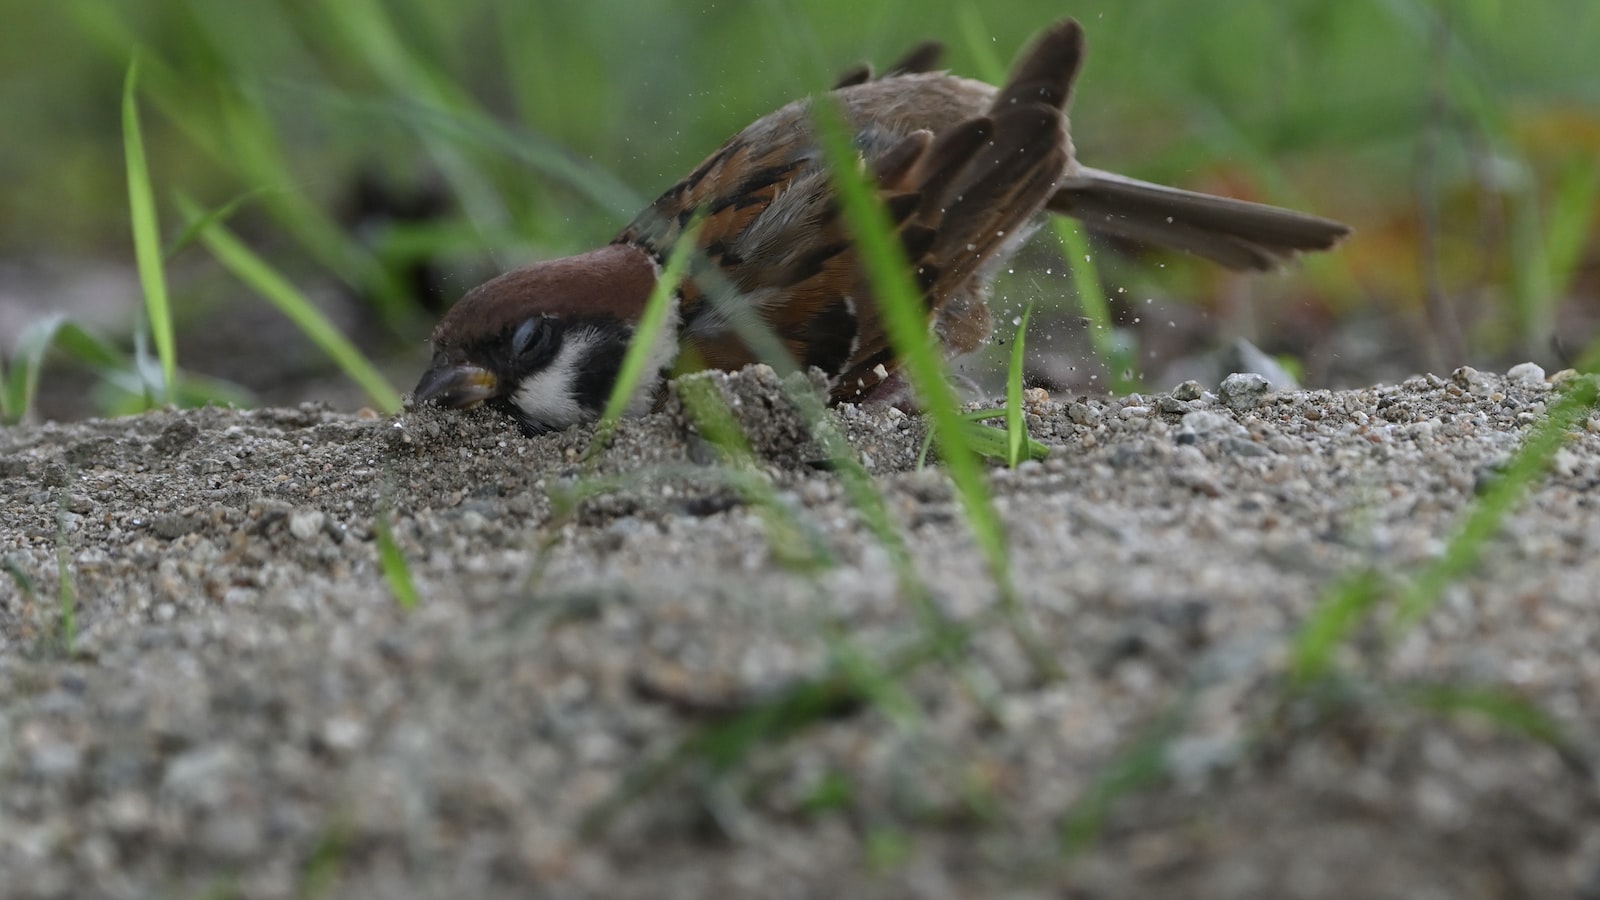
[2,364,1599,899]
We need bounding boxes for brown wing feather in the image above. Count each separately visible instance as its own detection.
[617,19,1088,402]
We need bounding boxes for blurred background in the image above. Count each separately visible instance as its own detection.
[1,0,1597,423]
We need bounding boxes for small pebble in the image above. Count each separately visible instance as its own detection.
[1219,373,1272,410]
[288,509,326,541]
[1506,361,1546,388]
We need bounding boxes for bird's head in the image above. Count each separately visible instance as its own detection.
[413,243,676,435]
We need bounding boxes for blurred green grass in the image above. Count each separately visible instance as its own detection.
[1,0,1597,413]
[4,0,1598,857]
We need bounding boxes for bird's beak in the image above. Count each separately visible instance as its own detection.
[413,363,500,409]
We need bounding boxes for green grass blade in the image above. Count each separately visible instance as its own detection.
[1389,371,1598,634]
[179,195,403,414]
[1053,219,1140,394]
[822,627,923,729]
[131,323,162,409]
[581,621,962,837]
[973,420,1049,465]
[591,218,703,450]
[956,5,1007,80]
[2,558,37,599]
[299,819,353,900]
[1540,159,1600,308]
[122,57,177,404]
[919,408,1050,469]
[1510,158,1600,349]
[579,668,864,836]
[1401,683,1573,752]
[3,308,251,425]
[825,428,960,647]
[375,512,419,611]
[70,10,416,329]
[160,371,255,411]
[698,676,863,774]
[656,373,832,571]
[50,321,131,372]
[165,187,272,259]
[810,99,1054,676]
[782,385,963,652]
[2,315,159,423]
[810,100,1003,573]
[2,314,68,424]
[591,219,941,593]
[215,89,416,331]
[318,0,512,234]
[1288,570,1383,686]
[296,86,641,223]
[1060,701,1187,854]
[1006,304,1034,467]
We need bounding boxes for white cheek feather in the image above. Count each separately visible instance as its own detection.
[510,332,595,430]
[510,299,682,429]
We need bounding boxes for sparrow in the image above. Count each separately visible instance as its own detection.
[414,18,1349,436]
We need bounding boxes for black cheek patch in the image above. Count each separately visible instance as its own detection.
[572,330,633,415]
[801,298,858,376]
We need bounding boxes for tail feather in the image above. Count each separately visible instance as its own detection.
[1050,166,1350,270]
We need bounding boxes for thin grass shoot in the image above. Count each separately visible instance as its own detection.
[590,218,704,453]
[181,195,403,414]
[122,57,177,404]
[1005,303,1034,467]
[374,511,420,611]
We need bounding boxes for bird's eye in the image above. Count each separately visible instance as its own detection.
[511,316,555,362]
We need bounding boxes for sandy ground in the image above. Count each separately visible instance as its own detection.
[3,363,1599,899]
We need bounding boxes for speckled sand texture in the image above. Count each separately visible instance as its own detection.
[2,363,1599,899]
